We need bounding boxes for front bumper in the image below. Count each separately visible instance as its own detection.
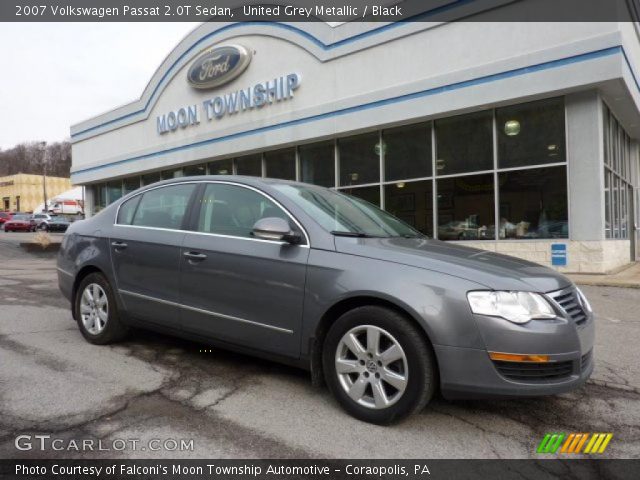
[436,343,594,399]
[436,288,595,399]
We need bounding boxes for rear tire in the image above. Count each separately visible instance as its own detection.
[74,272,128,345]
[322,305,437,424]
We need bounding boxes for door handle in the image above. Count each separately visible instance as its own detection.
[183,251,207,261]
[111,241,128,249]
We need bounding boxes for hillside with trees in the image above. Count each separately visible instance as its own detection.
[0,141,72,178]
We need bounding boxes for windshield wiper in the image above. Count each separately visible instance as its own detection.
[330,230,381,238]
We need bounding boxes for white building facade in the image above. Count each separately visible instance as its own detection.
[70,18,640,273]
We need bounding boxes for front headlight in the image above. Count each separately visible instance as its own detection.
[467,291,556,324]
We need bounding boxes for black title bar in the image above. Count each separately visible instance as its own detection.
[1,459,640,480]
[2,0,640,22]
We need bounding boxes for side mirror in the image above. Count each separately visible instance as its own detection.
[251,217,301,244]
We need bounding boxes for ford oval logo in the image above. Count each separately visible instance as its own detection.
[187,44,252,90]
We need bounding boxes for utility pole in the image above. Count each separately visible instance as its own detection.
[40,142,48,212]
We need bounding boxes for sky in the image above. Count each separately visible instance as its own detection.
[0,22,200,149]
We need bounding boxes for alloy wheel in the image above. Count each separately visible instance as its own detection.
[80,283,108,335]
[335,325,408,409]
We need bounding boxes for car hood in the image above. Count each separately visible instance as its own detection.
[334,237,572,292]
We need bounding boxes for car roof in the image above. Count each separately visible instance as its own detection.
[139,175,316,190]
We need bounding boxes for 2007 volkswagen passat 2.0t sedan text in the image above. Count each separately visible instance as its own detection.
[57,177,594,424]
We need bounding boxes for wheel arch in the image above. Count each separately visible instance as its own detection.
[71,265,105,320]
[309,295,440,389]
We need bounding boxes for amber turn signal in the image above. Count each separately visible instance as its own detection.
[489,352,550,363]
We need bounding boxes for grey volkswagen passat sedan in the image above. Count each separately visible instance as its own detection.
[57,177,594,424]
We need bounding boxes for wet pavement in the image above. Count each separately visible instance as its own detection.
[0,233,639,459]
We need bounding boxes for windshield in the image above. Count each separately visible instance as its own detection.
[12,215,29,221]
[272,184,424,238]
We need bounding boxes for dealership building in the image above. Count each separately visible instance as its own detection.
[70,17,640,273]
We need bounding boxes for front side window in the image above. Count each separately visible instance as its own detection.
[131,184,195,229]
[197,183,292,239]
[273,184,421,238]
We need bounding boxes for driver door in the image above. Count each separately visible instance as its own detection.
[179,182,309,358]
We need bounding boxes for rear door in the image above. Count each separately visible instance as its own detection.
[110,183,197,329]
[179,182,310,358]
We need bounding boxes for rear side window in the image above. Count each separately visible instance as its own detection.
[116,195,141,225]
[197,183,291,239]
[131,184,196,229]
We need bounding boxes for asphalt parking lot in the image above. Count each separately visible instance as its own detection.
[0,230,639,459]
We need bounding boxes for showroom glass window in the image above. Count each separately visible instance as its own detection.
[339,132,380,186]
[106,180,123,204]
[208,159,233,175]
[435,111,493,176]
[123,177,140,195]
[495,98,568,240]
[161,168,183,180]
[498,167,567,239]
[497,97,565,168]
[183,164,207,176]
[92,184,107,212]
[235,154,262,176]
[437,174,495,240]
[141,172,161,186]
[604,106,635,239]
[385,180,433,237]
[300,141,335,187]
[265,148,296,180]
[384,123,432,181]
[131,184,195,230]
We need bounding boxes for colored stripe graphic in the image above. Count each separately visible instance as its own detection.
[537,433,565,453]
[538,433,613,454]
[584,433,614,454]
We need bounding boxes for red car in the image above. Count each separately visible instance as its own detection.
[0,212,13,226]
[3,214,36,232]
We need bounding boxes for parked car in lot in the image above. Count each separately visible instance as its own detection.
[57,177,594,424]
[46,216,71,233]
[32,213,54,230]
[0,212,13,228]
[4,214,36,232]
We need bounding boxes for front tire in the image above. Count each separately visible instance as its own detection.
[323,306,437,424]
[75,272,128,344]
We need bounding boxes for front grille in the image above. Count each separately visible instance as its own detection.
[493,360,574,382]
[548,287,587,325]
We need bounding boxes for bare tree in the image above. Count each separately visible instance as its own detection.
[0,141,72,178]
